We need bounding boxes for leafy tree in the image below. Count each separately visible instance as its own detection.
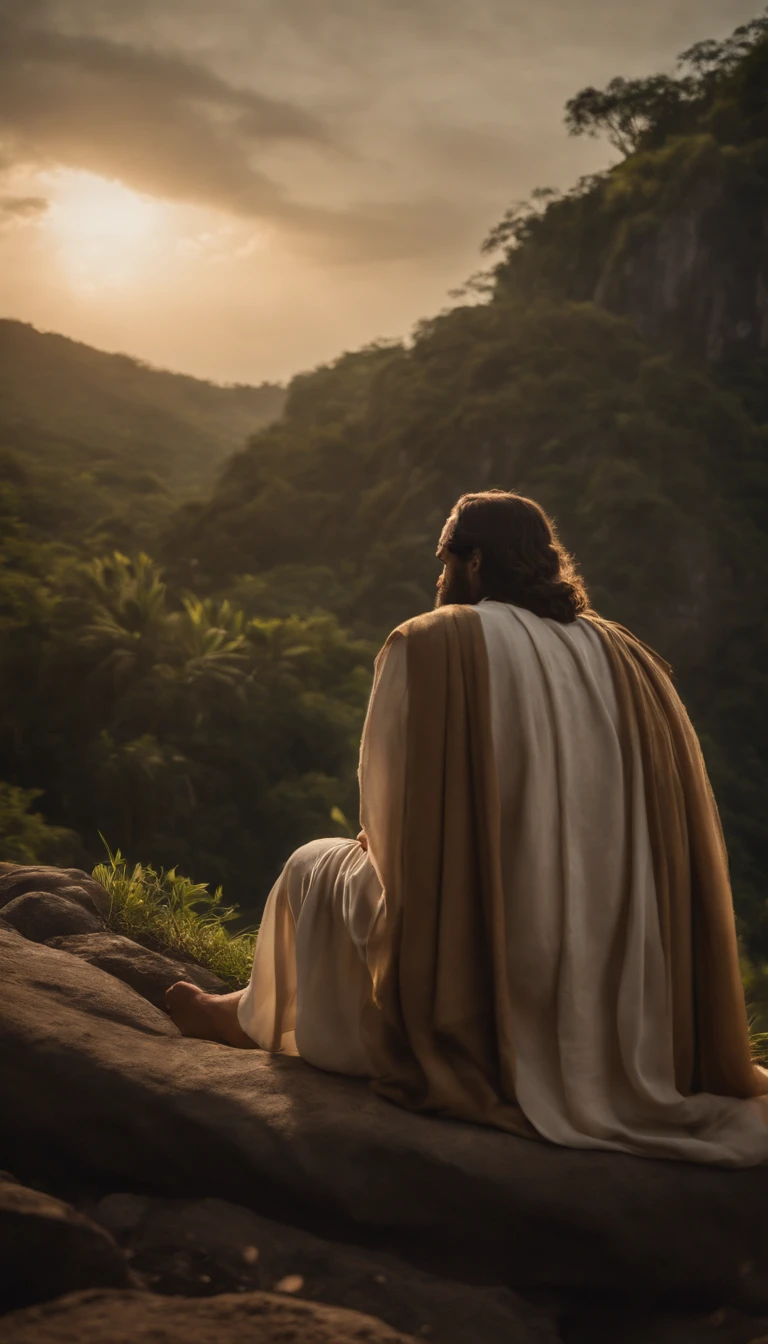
[679,16,768,81]
[1,9,767,963]
[564,13,768,157]
[565,75,690,156]
[0,783,77,865]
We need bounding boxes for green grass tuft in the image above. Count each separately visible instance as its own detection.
[743,956,768,1067]
[93,843,257,990]
[90,843,768,1065]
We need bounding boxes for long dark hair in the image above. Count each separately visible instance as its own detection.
[439,490,589,624]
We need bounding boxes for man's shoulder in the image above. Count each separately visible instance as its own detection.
[390,605,481,642]
[376,608,485,668]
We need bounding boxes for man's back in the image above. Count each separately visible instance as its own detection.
[467,603,689,1153]
[173,491,768,1166]
[357,600,768,1164]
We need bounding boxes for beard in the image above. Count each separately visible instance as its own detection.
[435,566,476,607]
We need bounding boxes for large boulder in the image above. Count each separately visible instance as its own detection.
[5,1290,768,1344]
[559,1304,768,1344]
[0,865,110,918]
[46,933,227,1009]
[1,930,768,1312]
[0,1174,132,1311]
[0,1288,413,1343]
[90,1192,552,1344]
[1,892,104,942]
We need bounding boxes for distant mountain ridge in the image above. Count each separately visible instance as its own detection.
[1,18,767,952]
[0,319,285,549]
[0,319,285,487]
[160,25,768,949]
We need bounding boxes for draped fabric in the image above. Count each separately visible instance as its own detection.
[361,608,530,1133]
[238,601,768,1165]
[586,616,767,1101]
[238,836,379,1073]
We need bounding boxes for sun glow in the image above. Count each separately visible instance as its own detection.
[46,172,161,288]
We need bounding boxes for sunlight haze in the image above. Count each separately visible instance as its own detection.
[0,0,759,382]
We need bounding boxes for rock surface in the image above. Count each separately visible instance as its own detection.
[562,1304,768,1344]
[0,1174,132,1312]
[1,892,104,942]
[90,1191,554,1344]
[0,1288,414,1343]
[46,933,226,1008]
[2,929,768,1311]
[0,865,109,918]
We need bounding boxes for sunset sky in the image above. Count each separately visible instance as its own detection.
[0,0,758,385]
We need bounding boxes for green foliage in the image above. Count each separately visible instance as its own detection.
[0,10,767,970]
[0,782,77,866]
[744,954,768,1064]
[162,305,768,949]
[94,846,256,990]
[484,16,768,368]
[564,14,768,157]
[0,533,373,912]
[565,75,692,157]
[0,319,284,554]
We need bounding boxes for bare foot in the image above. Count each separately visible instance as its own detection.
[165,981,219,1039]
[165,982,256,1049]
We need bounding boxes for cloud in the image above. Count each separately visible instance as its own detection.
[0,15,334,229]
[4,21,328,141]
[0,193,48,221]
[0,0,756,276]
[278,195,478,267]
[0,11,488,264]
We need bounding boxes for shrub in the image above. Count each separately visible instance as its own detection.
[0,782,78,866]
[94,845,256,990]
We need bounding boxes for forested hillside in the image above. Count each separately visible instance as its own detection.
[1,17,767,959]
[0,320,284,550]
[488,15,768,369]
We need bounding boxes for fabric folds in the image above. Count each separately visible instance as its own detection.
[585,616,767,1101]
[238,600,768,1164]
[362,608,529,1133]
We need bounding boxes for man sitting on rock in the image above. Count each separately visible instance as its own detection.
[167,490,768,1165]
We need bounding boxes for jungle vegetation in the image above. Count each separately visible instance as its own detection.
[1,14,767,1010]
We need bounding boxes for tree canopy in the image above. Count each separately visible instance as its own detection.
[564,14,768,156]
[1,16,767,961]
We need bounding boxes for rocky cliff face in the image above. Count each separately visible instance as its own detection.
[593,178,768,363]
[493,36,768,372]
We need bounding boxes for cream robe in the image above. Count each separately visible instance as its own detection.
[237,601,768,1166]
